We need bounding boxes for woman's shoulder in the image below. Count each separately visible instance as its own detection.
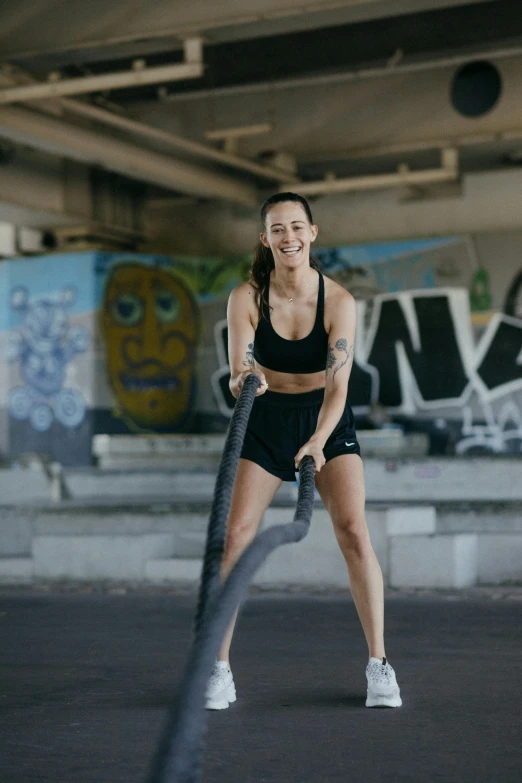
[228,281,260,325]
[229,280,259,302]
[322,273,355,304]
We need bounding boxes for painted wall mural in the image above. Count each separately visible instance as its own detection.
[212,236,522,456]
[1,239,521,464]
[100,261,200,431]
[6,285,89,432]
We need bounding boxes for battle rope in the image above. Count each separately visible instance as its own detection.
[193,373,261,637]
[146,374,316,783]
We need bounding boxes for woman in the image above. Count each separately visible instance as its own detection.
[206,192,402,710]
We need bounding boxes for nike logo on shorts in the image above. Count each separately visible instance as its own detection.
[345,442,355,447]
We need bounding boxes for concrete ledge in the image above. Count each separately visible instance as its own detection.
[144,558,202,584]
[3,458,522,506]
[0,557,33,584]
[32,534,174,581]
[254,509,348,588]
[0,509,35,556]
[390,534,478,588]
[436,504,522,533]
[63,471,297,505]
[478,535,522,584]
[93,434,226,469]
[93,434,226,456]
[386,506,436,536]
[364,459,522,502]
[0,468,50,504]
[92,430,430,467]
[0,490,519,587]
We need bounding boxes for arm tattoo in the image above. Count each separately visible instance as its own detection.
[326,344,336,375]
[242,342,254,368]
[326,337,354,380]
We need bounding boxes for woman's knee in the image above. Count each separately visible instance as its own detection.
[224,515,261,557]
[334,515,371,555]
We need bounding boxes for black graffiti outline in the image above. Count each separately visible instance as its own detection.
[212,291,522,419]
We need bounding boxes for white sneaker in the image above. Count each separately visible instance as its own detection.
[365,656,402,707]
[205,661,237,710]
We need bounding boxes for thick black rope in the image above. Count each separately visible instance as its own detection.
[146,375,316,783]
[193,374,261,637]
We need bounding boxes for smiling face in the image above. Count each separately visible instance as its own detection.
[101,263,199,430]
[260,201,318,269]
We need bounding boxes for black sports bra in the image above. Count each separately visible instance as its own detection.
[253,271,328,374]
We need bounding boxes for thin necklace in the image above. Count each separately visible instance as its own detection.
[273,273,316,304]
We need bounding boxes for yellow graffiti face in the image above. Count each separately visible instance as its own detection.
[102,263,199,429]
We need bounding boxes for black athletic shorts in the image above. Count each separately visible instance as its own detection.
[240,387,361,482]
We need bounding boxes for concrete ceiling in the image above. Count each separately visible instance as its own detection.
[0,1,492,64]
[2,0,522,229]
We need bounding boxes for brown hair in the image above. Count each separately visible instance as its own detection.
[249,192,321,320]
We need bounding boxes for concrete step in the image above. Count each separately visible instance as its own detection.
[0,520,520,588]
[32,534,175,582]
[3,457,521,506]
[0,468,50,504]
[389,534,478,589]
[0,557,33,584]
[63,458,522,504]
[92,430,429,469]
[63,470,298,504]
[144,557,202,585]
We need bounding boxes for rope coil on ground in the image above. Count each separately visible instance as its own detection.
[146,374,316,783]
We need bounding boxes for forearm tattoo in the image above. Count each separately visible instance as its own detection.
[242,342,254,368]
[326,338,354,380]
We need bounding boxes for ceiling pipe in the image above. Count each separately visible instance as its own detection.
[292,148,458,196]
[0,66,299,183]
[0,104,258,206]
[58,97,299,183]
[0,38,204,104]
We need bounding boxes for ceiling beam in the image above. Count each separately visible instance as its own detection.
[297,129,522,163]
[0,39,204,103]
[0,105,258,206]
[163,41,522,103]
[293,149,458,195]
[0,66,298,184]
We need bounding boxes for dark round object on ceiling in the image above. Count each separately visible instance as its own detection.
[451,61,502,117]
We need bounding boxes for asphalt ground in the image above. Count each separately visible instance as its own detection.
[0,584,521,783]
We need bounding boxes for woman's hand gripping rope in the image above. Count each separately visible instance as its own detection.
[295,436,326,474]
[236,369,269,396]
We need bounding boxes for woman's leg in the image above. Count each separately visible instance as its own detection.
[314,454,386,661]
[217,458,282,664]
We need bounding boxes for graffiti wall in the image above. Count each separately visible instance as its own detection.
[0,235,521,464]
[92,252,250,437]
[0,254,95,465]
[212,236,522,455]
[0,250,249,464]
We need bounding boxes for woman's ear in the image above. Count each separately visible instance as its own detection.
[260,232,270,248]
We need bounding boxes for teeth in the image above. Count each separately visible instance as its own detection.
[282,248,300,253]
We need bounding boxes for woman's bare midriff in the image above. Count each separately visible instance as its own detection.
[254,361,325,394]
